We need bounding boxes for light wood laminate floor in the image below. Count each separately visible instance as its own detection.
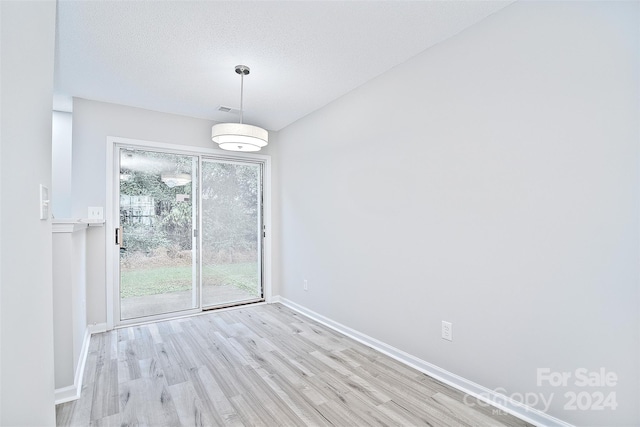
[56,303,532,427]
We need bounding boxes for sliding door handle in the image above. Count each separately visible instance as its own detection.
[115,227,123,245]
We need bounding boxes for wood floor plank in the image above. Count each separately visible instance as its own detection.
[57,303,534,427]
[373,399,427,426]
[342,372,392,405]
[202,349,243,398]
[229,393,277,426]
[120,377,182,427]
[307,370,354,403]
[269,346,317,380]
[230,366,290,426]
[88,413,121,427]
[154,341,188,386]
[431,391,514,427]
[89,358,118,421]
[117,339,141,384]
[166,333,200,369]
[258,349,309,386]
[168,381,214,427]
[226,335,264,369]
[196,365,243,426]
[262,373,334,427]
[272,329,321,355]
[186,366,234,426]
[156,319,177,337]
[314,399,371,426]
[336,390,401,427]
[308,350,353,376]
[145,322,164,344]
[380,399,441,426]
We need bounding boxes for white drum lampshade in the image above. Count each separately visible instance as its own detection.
[211,123,268,152]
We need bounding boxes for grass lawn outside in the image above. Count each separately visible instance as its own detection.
[121,262,259,298]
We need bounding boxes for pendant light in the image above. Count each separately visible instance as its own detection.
[211,65,268,152]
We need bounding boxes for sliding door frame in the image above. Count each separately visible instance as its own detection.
[200,156,265,310]
[105,136,272,329]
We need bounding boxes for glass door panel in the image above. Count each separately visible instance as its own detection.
[119,148,198,320]
[201,159,263,308]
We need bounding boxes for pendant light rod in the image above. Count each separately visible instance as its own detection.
[235,65,250,125]
[239,71,244,124]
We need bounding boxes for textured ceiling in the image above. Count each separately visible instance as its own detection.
[54,1,513,131]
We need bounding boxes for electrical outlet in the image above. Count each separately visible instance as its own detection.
[88,206,104,220]
[442,321,453,341]
[303,279,308,291]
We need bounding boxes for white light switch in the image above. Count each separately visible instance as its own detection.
[40,185,49,220]
[88,207,104,220]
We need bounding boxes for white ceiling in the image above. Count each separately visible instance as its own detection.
[54,0,513,131]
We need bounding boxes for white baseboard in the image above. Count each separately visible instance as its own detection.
[88,322,107,334]
[55,323,104,405]
[54,384,79,405]
[274,296,573,427]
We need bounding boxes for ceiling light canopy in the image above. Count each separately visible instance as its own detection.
[212,65,268,152]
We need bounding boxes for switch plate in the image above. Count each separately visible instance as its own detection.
[88,206,104,220]
[303,279,308,291]
[40,185,49,220]
[442,321,453,341]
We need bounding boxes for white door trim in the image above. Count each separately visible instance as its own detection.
[105,136,272,330]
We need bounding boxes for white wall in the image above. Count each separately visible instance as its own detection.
[276,2,639,426]
[52,111,73,219]
[52,224,87,391]
[0,0,57,425]
[72,98,278,325]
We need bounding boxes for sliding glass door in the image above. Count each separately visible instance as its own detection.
[201,159,263,308]
[118,148,198,320]
[115,146,264,323]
